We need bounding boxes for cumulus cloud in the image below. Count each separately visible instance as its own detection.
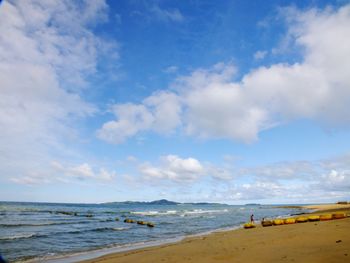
[0,0,115,182]
[138,154,234,184]
[140,155,205,183]
[97,92,181,143]
[98,4,350,144]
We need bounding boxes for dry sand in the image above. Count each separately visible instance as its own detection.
[81,206,350,263]
[301,203,350,211]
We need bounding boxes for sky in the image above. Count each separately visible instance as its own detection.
[0,0,350,204]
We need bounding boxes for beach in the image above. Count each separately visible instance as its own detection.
[81,204,350,263]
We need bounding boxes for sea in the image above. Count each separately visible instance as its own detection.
[0,201,308,262]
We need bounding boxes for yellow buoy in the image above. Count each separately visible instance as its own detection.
[273,219,284,225]
[320,214,332,221]
[308,215,320,222]
[332,213,346,219]
[284,218,296,224]
[244,222,256,229]
[296,217,308,223]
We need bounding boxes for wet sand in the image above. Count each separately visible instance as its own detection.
[81,206,350,263]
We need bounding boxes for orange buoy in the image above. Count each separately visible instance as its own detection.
[332,213,346,219]
[320,214,332,221]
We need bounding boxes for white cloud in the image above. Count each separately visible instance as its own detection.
[69,163,95,178]
[163,66,178,74]
[98,4,350,144]
[207,166,234,181]
[97,103,154,144]
[97,92,181,144]
[0,0,115,182]
[254,50,267,60]
[219,154,350,202]
[138,154,234,184]
[58,162,116,181]
[248,161,316,180]
[10,161,117,185]
[177,63,269,142]
[140,155,204,183]
[10,172,51,186]
[150,4,184,22]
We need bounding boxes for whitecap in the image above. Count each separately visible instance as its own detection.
[0,233,37,240]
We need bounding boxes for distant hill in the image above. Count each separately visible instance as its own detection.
[103,199,179,205]
[148,199,179,205]
[103,199,225,206]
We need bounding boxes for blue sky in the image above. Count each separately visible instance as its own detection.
[0,0,350,204]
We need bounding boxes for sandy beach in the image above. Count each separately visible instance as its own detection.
[301,203,350,211]
[80,204,350,263]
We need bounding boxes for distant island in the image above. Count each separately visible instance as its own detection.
[103,199,226,206]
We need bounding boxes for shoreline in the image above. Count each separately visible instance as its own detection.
[33,226,243,263]
[77,204,350,263]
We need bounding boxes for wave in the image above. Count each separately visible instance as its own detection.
[130,208,229,217]
[0,233,40,241]
[0,218,116,228]
[180,209,229,217]
[130,210,177,216]
[112,227,130,231]
[62,226,131,235]
[0,227,131,242]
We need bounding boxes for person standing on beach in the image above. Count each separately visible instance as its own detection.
[250,214,254,223]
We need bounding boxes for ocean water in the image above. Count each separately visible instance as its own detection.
[0,201,306,262]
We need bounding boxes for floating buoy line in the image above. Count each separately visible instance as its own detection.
[124,218,155,227]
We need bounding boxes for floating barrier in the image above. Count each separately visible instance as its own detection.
[147,222,155,228]
[124,218,135,223]
[246,210,348,230]
[332,213,346,219]
[273,219,284,225]
[296,217,308,223]
[284,218,296,224]
[320,214,332,221]
[261,220,273,227]
[308,215,320,222]
[137,220,147,225]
